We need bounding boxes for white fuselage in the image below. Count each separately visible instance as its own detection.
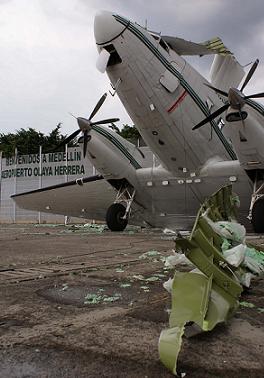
[98,14,237,174]
[91,12,256,228]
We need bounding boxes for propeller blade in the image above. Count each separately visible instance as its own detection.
[245,92,264,99]
[91,118,120,126]
[83,130,88,158]
[240,59,259,92]
[89,93,107,121]
[68,112,77,119]
[55,129,81,150]
[192,103,229,130]
[204,83,228,97]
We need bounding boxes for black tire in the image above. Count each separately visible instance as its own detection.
[106,203,128,231]
[252,199,264,233]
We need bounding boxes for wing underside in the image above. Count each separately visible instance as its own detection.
[11,175,117,221]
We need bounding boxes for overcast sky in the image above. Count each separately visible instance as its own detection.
[1,0,264,136]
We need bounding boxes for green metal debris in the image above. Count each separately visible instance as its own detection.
[139,250,161,259]
[159,185,264,375]
[102,293,121,302]
[140,285,150,292]
[63,223,107,234]
[244,247,264,274]
[115,268,125,273]
[84,293,103,305]
[119,283,131,288]
[240,301,255,308]
[84,290,121,305]
[132,274,145,281]
[154,273,166,278]
[145,276,160,282]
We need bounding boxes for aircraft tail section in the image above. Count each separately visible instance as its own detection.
[210,54,245,92]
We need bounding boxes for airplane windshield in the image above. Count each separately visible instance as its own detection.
[150,33,169,53]
[104,44,122,67]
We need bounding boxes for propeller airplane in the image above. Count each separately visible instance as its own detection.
[12,10,264,233]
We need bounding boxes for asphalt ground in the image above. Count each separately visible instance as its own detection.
[0,224,263,377]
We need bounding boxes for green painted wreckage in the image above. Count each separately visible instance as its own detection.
[159,185,264,375]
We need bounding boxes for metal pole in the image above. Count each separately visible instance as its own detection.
[64,144,68,225]
[38,145,42,224]
[13,147,17,223]
[0,151,2,222]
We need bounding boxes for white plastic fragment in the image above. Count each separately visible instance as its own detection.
[132,274,145,281]
[243,247,264,274]
[145,276,160,282]
[239,272,253,288]
[119,283,131,288]
[163,228,177,235]
[115,268,125,273]
[163,278,174,293]
[243,255,263,274]
[140,285,150,292]
[165,251,193,268]
[61,283,68,291]
[202,211,246,243]
[139,250,161,259]
[223,244,246,267]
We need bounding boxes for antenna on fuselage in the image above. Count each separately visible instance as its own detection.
[145,19,148,29]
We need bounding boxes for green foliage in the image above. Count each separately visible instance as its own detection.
[0,123,140,157]
[0,123,76,157]
[118,124,140,141]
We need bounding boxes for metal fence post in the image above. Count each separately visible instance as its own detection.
[38,145,42,224]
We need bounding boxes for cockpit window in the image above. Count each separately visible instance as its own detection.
[150,33,169,53]
[104,44,122,67]
[159,38,169,52]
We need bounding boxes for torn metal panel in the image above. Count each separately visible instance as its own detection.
[159,326,185,376]
[169,272,212,328]
[159,185,256,375]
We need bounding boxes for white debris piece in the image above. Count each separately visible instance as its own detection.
[165,251,194,269]
[163,228,177,235]
[163,278,174,293]
[239,272,253,288]
[202,211,246,243]
[223,244,246,267]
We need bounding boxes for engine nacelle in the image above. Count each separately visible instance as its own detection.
[225,106,264,170]
[85,125,144,187]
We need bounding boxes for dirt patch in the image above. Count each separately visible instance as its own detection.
[0,224,263,377]
[37,278,168,308]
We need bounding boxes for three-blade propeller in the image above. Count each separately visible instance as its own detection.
[192,59,264,130]
[57,93,119,157]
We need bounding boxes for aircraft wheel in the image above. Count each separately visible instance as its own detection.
[106,203,128,231]
[252,199,264,233]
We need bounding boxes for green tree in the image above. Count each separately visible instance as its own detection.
[0,128,45,156]
[0,123,141,157]
[0,123,76,157]
[118,124,140,144]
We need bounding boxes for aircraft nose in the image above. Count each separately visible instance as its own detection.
[94,10,126,45]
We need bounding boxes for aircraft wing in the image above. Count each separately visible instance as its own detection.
[162,36,231,56]
[11,175,116,220]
